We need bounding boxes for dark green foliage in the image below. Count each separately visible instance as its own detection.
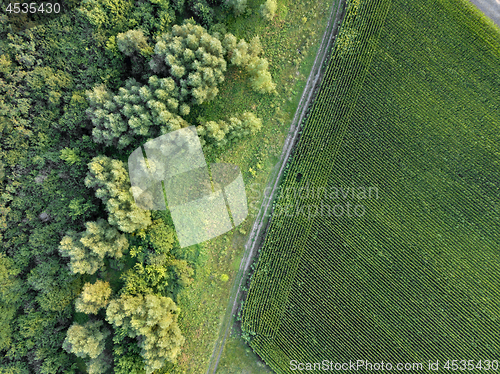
[119,219,194,296]
[106,294,185,374]
[86,76,189,149]
[188,0,215,27]
[150,20,227,104]
[84,155,152,232]
[0,8,120,372]
[130,0,175,38]
[0,253,21,351]
[26,258,83,312]
[112,335,146,374]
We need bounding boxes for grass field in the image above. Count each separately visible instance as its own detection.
[241,0,500,371]
[166,0,336,371]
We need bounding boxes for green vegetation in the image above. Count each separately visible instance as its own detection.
[106,294,184,374]
[169,0,337,370]
[241,0,500,371]
[59,218,129,274]
[0,0,287,370]
[62,320,111,373]
[75,280,112,314]
[84,156,153,233]
[260,0,277,21]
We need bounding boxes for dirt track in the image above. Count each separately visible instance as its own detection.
[205,0,346,372]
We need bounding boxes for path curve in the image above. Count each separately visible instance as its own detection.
[205,1,346,372]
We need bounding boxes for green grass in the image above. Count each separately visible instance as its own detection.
[241,0,500,371]
[216,334,273,374]
[167,0,336,371]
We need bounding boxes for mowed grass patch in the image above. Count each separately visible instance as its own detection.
[171,0,336,372]
[241,0,500,371]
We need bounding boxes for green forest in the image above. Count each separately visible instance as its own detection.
[0,0,287,372]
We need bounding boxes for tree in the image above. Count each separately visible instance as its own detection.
[223,34,277,94]
[146,219,176,254]
[85,156,152,233]
[116,29,152,57]
[260,0,277,20]
[63,321,111,374]
[59,219,129,275]
[130,0,175,38]
[59,147,81,165]
[59,231,104,275]
[150,20,227,105]
[75,280,112,315]
[106,294,185,374]
[169,259,194,287]
[86,77,190,149]
[80,218,129,259]
[188,0,215,27]
[226,0,247,16]
[63,320,110,359]
[0,253,21,351]
[78,0,134,36]
[196,111,262,147]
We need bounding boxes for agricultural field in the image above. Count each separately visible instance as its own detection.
[241,0,500,371]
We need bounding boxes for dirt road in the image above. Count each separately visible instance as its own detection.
[468,0,500,27]
[205,0,346,372]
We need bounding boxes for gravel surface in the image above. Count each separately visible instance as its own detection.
[468,0,500,27]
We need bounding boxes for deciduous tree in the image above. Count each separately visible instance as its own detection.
[75,280,112,315]
[116,29,152,57]
[106,294,185,374]
[63,320,111,374]
[59,218,130,274]
[150,20,227,105]
[85,156,152,233]
[223,34,276,94]
[63,320,110,359]
[260,0,277,20]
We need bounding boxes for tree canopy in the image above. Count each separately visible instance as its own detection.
[59,218,129,274]
[150,21,227,105]
[85,155,152,233]
[106,294,185,374]
[75,280,113,314]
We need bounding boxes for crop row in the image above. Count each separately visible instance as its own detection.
[241,0,500,370]
[241,0,393,346]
